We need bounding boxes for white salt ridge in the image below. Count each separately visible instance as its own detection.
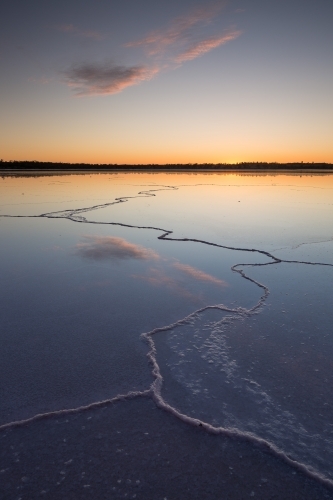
[153,310,333,481]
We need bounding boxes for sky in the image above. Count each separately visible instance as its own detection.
[0,0,332,164]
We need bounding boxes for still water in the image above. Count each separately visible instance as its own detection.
[0,171,333,499]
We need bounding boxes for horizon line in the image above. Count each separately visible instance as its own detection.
[1,160,333,168]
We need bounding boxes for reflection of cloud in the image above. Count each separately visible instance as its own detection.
[57,24,104,40]
[174,31,241,63]
[125,4,223,55]
[75,236,159,261]
[64,63,158,96]
[132,268,202,303]
[134,268,176,287]
[173,262,228,286]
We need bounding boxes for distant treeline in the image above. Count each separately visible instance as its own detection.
[1,160,332,171]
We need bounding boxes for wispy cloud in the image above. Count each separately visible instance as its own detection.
[174,30,241,64]
[57,24,104,41]
[172,262,228,286]
[64,63,158,96]
[125,3,224,55]
[74,236,159,260]
[64,2,241,97]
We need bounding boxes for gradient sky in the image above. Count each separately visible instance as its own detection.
[1,0,332,164]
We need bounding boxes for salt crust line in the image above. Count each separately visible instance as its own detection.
[0,390,151,432]
[1,184,333,491]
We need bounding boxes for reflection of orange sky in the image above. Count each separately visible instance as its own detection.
[1,172,333,210]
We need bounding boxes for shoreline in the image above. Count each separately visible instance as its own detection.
[2,168,333,175]
[0,161,333,175]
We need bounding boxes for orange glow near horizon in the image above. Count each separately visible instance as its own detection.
[2,148,333,165]
[3,111,333,165]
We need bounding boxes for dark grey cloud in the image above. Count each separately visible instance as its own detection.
[64,62,158,96]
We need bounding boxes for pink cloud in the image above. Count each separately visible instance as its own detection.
[74,236,159,260]
[172,262,228,286]
[174,30,241,63]
[62,3,241,97]
[64,63,159,96]
[125,3,225,56]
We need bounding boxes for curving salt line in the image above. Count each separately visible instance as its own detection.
[40,185,178,221]
[0,389,151,432]
[152,392,333,489]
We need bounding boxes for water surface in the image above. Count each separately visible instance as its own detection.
[1,171,333,498]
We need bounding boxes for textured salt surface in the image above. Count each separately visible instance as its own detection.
[1,173,333,497]
[1,397,332,500]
